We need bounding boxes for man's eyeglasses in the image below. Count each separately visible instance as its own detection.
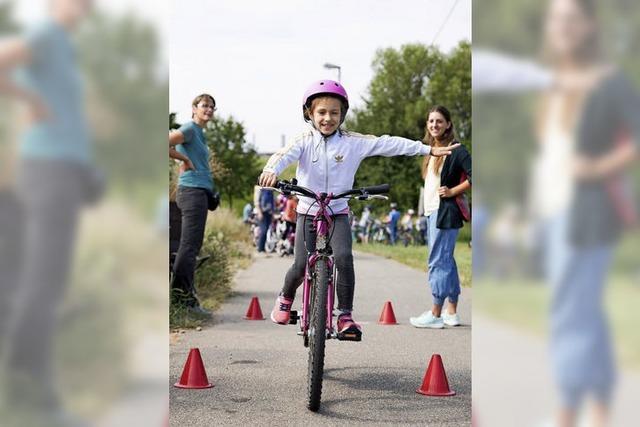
[198,104,217,111]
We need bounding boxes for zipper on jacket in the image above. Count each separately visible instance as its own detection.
[323,136,329,193]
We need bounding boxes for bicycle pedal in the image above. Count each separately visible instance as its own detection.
[288,310,298,324]
[336,328,362,342]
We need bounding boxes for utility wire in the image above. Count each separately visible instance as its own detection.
[430,0,461,46]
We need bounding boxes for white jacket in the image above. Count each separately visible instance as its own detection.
[263,127,431,215]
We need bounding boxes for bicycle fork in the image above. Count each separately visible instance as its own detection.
[298,254,336,341]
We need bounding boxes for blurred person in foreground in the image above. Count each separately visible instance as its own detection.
[0,0,99,425]
[475,0,640,425]
[538,1,639,425]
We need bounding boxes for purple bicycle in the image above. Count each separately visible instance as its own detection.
[267,179,390,411]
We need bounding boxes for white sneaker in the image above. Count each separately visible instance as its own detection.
[409,310,444,329]
[442,311,460,327]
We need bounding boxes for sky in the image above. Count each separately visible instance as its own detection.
[170,0,471,153]
[11,0,169,63]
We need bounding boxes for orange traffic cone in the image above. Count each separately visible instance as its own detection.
[244,296,265,320]
[174,348,214,389]
[378,301,398,325]
[416,354,455,396]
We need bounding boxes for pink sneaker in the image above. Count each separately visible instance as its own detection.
[337,313,362,341]
[270,294,293,324]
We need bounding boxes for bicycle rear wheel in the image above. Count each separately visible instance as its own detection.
[307,257,328,412]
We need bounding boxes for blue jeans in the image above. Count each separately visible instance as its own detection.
[426,212,460,306]
[542,213,616,408]
[389,224,398,245]
[257,211,272,252]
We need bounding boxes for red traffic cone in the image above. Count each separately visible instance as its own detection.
[174,348,214,389]
[244,296,265,320]
[378,301,398,325]
[416,354,455,396]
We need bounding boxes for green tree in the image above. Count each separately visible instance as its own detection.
[347,41,471,215]
[78,12,168,213]
[205,116,262,209]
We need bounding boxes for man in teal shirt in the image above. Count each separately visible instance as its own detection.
[169,94,217,313]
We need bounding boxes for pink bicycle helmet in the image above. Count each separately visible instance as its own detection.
[302,79,349,122]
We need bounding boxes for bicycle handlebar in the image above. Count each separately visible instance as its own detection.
[274,180,317,199]
[333,184,390,199]
[265,180,390,201]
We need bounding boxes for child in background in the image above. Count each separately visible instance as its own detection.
[282,195,298,238]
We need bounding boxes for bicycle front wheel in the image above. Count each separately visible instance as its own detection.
[307,257,328,412]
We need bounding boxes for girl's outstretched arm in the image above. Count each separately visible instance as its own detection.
[355,132,459,158]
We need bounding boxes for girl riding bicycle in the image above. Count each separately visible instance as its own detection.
[258,79,458,339]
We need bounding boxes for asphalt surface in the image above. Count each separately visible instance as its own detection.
[473,314,640,427]
[170,250,472,426]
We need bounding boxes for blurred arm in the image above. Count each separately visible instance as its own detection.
[0,37,31,70]
[0,37,51,124]
[473,49,553,93]
[575,76,640,181]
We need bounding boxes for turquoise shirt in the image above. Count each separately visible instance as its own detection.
[16,20,91,164]
[176,121,214,191]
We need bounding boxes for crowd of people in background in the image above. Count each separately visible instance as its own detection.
[243,186,300,257]
[244,197,443,253]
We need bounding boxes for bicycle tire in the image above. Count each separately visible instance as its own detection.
[307,257,328,412]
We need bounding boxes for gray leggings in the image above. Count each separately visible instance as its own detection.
[2,159,85,406]
[282,214,355,311]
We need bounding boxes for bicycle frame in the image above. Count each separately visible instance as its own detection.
[300,195,337,341]
[264,179,389,411]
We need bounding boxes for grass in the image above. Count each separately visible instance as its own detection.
[474,277,640,370]
[353,239,472,288]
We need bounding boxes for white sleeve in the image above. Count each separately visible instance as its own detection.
[473,49,553,93]
[263,138,304,175]
[359,134,431,158]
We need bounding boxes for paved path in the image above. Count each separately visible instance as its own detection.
[170,251,472,426]
[473,314,640,427]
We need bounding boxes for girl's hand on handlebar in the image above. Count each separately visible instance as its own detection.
[431,144,461,157]
[259,171,278,187]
